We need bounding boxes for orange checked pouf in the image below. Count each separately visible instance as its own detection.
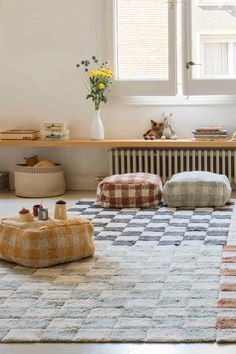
[97,173,163,208]
[0,217,94,267]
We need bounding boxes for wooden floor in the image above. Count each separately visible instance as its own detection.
[0,343,236,354]
[0,191,236,354]
[0,191,96,218]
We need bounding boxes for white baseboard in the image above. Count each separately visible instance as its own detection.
[64,172,108,191]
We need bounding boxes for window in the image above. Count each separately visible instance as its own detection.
[116,0,168,80]
[107,0,177,96]
[185,0,236,95]
[107,0,236,96]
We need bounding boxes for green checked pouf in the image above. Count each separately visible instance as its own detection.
[163,171,231,207]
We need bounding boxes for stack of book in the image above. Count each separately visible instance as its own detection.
[40,123,70,140]
[0,130,40,140]
[192,127,228,141]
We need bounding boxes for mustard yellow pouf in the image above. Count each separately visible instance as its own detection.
[0,217,94,268]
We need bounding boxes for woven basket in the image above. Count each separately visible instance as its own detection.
[14,164,65,197]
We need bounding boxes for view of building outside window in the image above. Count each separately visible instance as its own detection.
[116,0,236,81]
[116,0,168,80]
[192,0,236,78]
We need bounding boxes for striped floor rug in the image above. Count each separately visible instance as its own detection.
[217,207,236,342]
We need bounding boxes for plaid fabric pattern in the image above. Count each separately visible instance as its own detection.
[97,173,162,208]
[0,217,94,267]
[163,171,231,207]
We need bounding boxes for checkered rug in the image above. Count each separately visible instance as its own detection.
[216,207,236,342]
[68,200,234,247]
[0,200,234,343]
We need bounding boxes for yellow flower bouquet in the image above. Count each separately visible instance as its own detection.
[77,57,113,110]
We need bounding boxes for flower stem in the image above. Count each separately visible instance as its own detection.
[81,74,90,92]
[95,96,100,110]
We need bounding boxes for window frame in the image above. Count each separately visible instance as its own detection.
[182,1,236,96]
[106,0,177,96]
[106,0,236,98]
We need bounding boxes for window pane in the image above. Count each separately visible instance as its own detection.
[116,0,168,80]
[198,0,236,4]
[191,0,236,78]
[202,42,228,76]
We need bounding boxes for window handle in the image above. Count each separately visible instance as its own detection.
[186,61,201,69]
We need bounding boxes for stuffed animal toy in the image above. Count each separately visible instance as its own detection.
[232,131,236,141]
[161,114,178,140]
[34,160,56,168]
[143,120,164,140]
[24,155,39,166]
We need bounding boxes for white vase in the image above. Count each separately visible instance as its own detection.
[90,110,105,140]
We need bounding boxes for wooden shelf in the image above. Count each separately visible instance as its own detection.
[0,138,236,149]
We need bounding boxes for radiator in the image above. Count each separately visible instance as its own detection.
[109,148,236,184]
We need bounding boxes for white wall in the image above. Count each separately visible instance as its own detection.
[0,0,236,190]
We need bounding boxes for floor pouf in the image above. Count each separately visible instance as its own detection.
[163,171,231,207]
[0,217,94,267]
[14,164,65,198]
[97,172,163,208]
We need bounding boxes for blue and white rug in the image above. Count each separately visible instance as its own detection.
[0,200,234,343]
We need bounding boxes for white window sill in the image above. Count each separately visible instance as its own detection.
[109,95,236,106]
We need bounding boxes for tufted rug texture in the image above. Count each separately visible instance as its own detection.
[0,200,234,343]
